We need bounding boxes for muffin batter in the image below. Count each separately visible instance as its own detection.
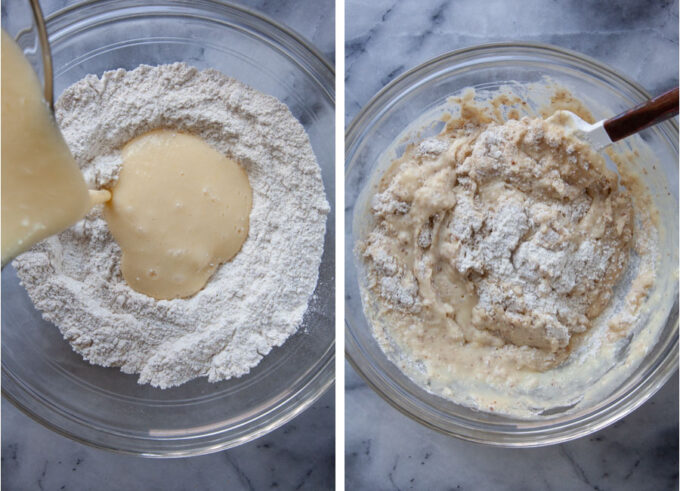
[357,89,659,416]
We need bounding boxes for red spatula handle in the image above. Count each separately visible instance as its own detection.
[603,87,678,142]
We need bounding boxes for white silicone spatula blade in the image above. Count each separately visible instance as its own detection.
[547,88,678,152]
[546,111,612,151]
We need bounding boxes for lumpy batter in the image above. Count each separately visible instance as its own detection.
[357,89,659,417]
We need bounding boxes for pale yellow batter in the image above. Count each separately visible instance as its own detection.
[3,27,253,301]
[1,30,91,265]
[104,129,252,300]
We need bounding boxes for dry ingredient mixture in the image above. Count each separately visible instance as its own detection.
[357,89,660,417]
[13,63,329,389]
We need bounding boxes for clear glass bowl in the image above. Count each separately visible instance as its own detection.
[345,43,678,447]
[2,0,334,457]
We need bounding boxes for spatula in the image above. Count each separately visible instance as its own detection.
[547,87,678,151]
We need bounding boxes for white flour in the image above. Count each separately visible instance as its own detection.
[13,63,329,389]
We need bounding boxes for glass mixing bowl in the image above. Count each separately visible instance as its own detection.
[345,43,678,447]
[2,0,334,456]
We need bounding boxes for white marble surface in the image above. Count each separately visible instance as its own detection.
[1,1,334,490]
[3,390,334,491]
[346,0,678,489]
[346,0,678,122]
[346,367,678,490]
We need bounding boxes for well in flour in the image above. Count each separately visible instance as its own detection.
[13,63,330,389]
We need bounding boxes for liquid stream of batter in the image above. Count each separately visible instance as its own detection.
[1,30,94,265]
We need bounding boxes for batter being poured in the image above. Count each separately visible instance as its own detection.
[104,129,252,300]
[1,30,114,266]
[1,31,91,265]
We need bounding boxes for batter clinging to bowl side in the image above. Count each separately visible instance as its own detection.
[357,89,658,416]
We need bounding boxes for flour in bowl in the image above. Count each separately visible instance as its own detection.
[13,63,329,388]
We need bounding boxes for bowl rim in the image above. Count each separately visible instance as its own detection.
[46,0,334,74]
[345,41,679,447]
[2,0,335,457]
[347,41,679,143]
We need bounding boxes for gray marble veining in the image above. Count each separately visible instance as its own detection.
[2,1,334,490]
[346,0,678,123]
[3,389,334,491]
[346,365,677,490]
[346,0,678,489]
[2,0,335,64]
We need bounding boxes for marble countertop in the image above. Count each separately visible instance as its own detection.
[346,0,678,122]
[1,1,334,490]
[3,390,334,490]
[346,367,678,490]
[345,0,678,489]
